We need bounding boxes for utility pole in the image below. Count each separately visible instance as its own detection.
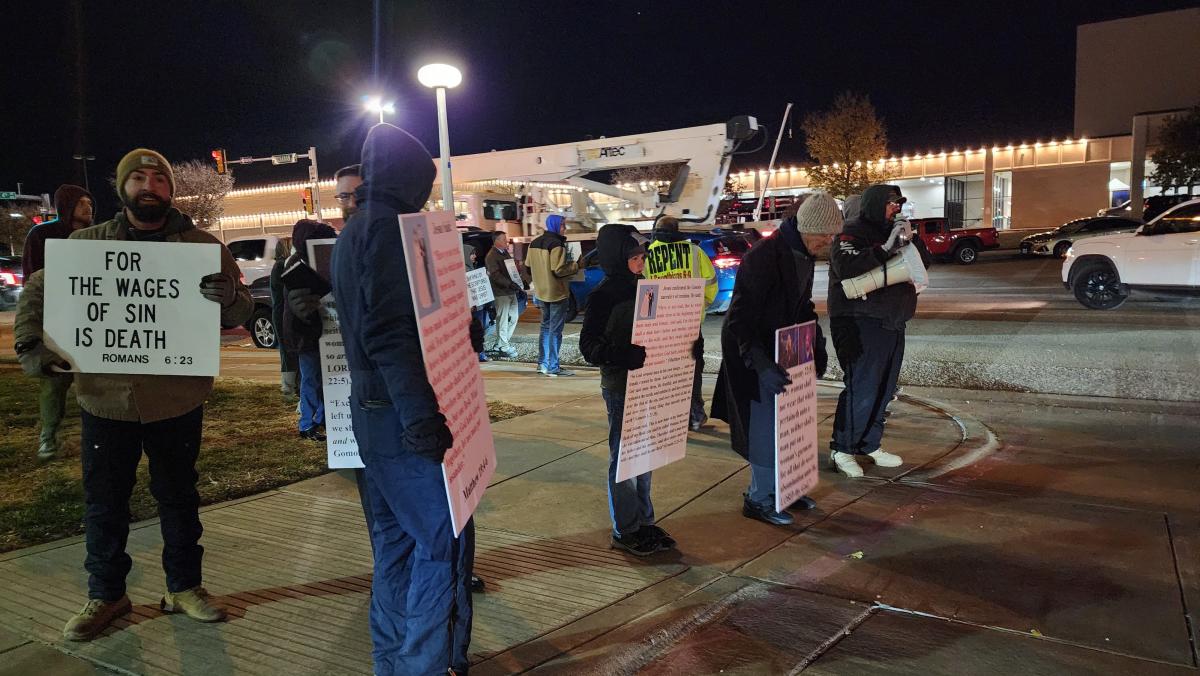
[73,154,96,192]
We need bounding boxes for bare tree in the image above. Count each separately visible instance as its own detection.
[611,162,685,189]
[1150,105,1200,193]
[172,160,234,229]
[802,92,898,199]
[0,205,41,255]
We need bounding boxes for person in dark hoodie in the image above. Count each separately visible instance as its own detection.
[279,219,337,441]
[580,223,679,557]
[14,148,250,640]
[712,192,840,525]
[268,239,299,400]
[20,184,94,460]
[826,184,913,478]
[330,124,473,675]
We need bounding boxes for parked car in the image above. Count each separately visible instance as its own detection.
[244,275,278,349]
[1099,194,1194,222]
[227,235,290,286]
[0,256,24,311]
[1063,198,1200,309]
[564,228,755,321]
[1020,216,1142,258]
[911,218,999,265]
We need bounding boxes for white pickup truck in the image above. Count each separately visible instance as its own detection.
[1063,198,1200,309]
[226,234,289,286]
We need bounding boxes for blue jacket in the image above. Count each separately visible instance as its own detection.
[331,124,445,447]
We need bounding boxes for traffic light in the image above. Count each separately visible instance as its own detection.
[211,148,227,175]
[301,187,315,214]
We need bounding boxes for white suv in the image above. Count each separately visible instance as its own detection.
[1063,198,1200,309]
[226,235,288,286]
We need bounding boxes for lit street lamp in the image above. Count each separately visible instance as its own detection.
[363,95,396,124]
[73,153,96,192]
[417,63,462,212]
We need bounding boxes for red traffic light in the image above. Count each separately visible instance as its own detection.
[211,148,227,174]
[301,187,315,214]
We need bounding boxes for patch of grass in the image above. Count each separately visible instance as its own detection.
[0,368,531,552]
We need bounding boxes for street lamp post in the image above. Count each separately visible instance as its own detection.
[363,96,395,124]
[417,63,462,212]
[73,153,96,192]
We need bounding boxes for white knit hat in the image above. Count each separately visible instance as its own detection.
[794,191,844,234]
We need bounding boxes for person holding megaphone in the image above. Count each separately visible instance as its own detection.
[827,184,925,478]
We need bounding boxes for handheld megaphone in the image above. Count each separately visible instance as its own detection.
[841,243,929,300]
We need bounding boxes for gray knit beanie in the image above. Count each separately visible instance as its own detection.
[794,192,845,234]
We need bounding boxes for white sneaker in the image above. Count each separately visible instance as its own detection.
[867,449,903,467]
[830,451,864,478]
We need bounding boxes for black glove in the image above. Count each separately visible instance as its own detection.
[199,273,237,308]
[692,338,704,361]
[18,341,69,378]
[469,317,485,353]
[613,344,647,370]
[287,287,322,320]
[749,348,791,396]
[403,415,454,463]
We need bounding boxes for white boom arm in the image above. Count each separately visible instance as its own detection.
[436,117,758,226]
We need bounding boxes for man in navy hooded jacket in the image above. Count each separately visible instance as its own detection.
[331,123,473,675]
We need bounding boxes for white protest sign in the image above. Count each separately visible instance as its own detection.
[774,320,819,512]
[399,211,497,536]
[43,239,221,376]
[504,259,525,289]
[465,267,494,307]
[308,239,362,469]
[615,277,706,482]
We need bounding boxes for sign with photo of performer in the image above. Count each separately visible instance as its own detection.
[774,320,819,512]
[399,211,497,536]
[615,277,706,482]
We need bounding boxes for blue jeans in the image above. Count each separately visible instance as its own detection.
[602,388,654,538]
[298,351,325,432]
[746,378,777,508]
[831,318,905,455]
[536,298,569,373]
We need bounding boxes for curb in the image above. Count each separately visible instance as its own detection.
[496,334,1198,402]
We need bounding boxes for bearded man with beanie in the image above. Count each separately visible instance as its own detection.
[331,124,473,675]
[827,184,914,478]
[13,148,251,640]
[20,184,94,460]
[712,192,839,525]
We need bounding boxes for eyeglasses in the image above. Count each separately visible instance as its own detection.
[335,192,355,203]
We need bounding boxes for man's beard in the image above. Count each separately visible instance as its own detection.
[341,205,358,220]
[123,191,171,223]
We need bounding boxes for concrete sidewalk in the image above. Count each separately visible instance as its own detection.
[0,365,1197,674]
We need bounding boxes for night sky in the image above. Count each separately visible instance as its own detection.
[5,0,1198,216]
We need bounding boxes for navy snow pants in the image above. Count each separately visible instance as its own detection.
[353,401,474,675]
[830,317,905,456]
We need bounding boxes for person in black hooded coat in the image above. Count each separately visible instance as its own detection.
[330,123,473,676]
[279,218,337,441]
[579,223,679,557]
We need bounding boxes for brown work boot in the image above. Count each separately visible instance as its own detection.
[160,586,227,622]
[63,595,131,641]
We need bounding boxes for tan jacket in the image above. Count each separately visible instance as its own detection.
[14,209,252,423]
[525,231,578,303]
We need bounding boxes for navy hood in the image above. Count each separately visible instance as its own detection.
[597,223,645,278]
[359,123,436,213]
[859,184,901,226]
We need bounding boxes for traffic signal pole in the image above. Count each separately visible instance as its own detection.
[212,146,323,218]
